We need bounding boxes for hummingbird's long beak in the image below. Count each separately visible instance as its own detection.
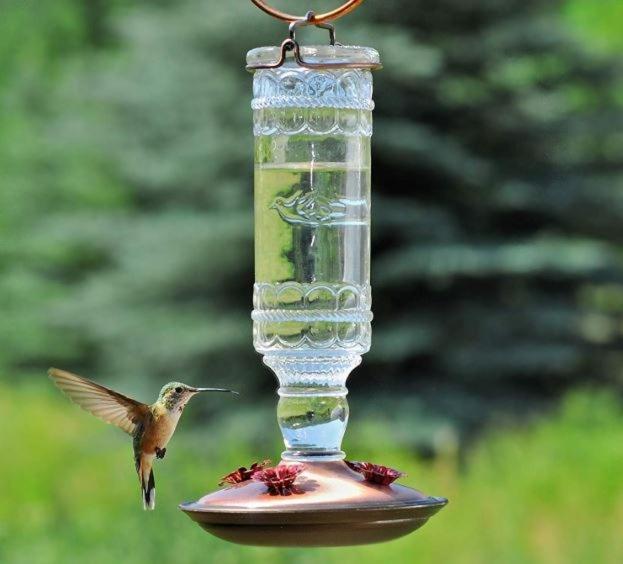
[191,387,239,396]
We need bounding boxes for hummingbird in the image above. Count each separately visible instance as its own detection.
[48,368,238,510]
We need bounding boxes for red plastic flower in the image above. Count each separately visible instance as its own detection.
[219,460,271,486]
[252,464,305,496]
[345,460,405,485]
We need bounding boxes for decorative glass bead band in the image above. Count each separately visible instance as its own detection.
[253,107,372,137]
[252,68,374,111]
[254,326,371,350]
[265,353,362,387]
[252,309,373,322]
[253,282,372,310]
[253,282,372,352]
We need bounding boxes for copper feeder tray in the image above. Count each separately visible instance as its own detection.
[180,461,447,547]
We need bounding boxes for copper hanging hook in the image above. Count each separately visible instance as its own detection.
[246,3,380,71]
[250,0,365,24]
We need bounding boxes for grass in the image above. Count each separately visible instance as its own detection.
[1,383,622,563]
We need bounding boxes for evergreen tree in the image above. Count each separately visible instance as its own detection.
[3,0,623,442]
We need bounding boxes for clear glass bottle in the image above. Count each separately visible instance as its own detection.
[248,45,380,461]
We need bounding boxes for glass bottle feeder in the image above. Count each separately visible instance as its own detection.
[181,1,447,546]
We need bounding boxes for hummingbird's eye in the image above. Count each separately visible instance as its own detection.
[175,386,183,394]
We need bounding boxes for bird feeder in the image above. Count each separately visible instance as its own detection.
[180,0,447,546]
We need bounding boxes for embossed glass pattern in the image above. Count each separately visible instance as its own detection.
[248,46,379,461]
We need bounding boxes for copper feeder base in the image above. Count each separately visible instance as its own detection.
[180,461,447,547]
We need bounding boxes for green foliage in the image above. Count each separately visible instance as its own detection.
[2,0,623,437]
[2,384,622,563]
[565,1,623,51]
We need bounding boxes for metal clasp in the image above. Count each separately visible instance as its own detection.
[289,11,337,47]
[246,11,381,71]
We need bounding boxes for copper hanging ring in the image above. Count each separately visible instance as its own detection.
[250,0,365,24]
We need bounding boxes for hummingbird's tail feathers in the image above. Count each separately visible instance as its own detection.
[142,468,156,511]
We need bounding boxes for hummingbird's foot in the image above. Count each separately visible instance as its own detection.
[155,447,166,460]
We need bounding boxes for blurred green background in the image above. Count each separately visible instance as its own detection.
[1,0,623,562]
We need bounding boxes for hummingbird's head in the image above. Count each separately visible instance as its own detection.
[158,382,238,411]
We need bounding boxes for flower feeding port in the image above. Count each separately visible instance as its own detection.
[180,0,447,546]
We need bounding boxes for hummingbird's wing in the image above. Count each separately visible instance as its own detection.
[49,368,149,435]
